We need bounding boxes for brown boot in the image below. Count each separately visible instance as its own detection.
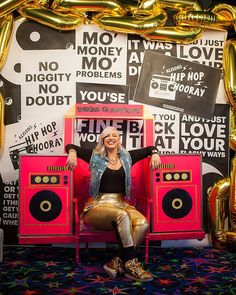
[124,258,153,282]
[103,256,124,279]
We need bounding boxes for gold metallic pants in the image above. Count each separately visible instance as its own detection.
[82,193,149,248]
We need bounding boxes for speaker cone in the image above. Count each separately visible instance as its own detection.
[29,190,62,222]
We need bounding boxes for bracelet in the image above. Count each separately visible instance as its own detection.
[151,150,158,154]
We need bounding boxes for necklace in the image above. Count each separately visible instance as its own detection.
[108,157,118,165]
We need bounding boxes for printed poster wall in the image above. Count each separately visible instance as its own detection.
[0,19,229,244]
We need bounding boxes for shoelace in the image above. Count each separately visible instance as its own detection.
[128,261,146,277]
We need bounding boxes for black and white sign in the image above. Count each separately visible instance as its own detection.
[134,51,221,119]
[76,83,129,103]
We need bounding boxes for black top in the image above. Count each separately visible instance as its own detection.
[65,144,158,194]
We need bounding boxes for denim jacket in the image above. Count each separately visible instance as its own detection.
[89,147,132,199]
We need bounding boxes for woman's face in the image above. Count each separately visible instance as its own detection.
[103,129,120,150]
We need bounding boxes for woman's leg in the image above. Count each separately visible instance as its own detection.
[83,202,152,282]
[83,204,135,248]
[83,204,135,278]
[125,206,149,248]
[121,206,153,282]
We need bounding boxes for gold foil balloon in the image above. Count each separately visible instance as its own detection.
[137,0,204,43]
[52,0,125,15]
[18,3,85,31]
[119,0,141,16]
[223,38,236,108]
[211,3,236,31]
[132,0,203,19]
[230,107,236,151]
[230,154,236,231]
[92,9,167,35]
[138,0,202,12]
[0,92,4,153]
[0,0,30,17]
[175,10,232,30]
[142,26,203,44]
[37,0,52,8]
[0,14,13,71]
[208,177,230,246]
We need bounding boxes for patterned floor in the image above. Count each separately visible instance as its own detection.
[0,245,236,294]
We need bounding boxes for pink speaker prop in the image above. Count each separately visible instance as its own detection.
[19,155,73,236]
[151,153,203,234]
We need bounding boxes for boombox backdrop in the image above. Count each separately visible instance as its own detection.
[18,155,73,238]
[150,153,203,237]
[0,18,230,244]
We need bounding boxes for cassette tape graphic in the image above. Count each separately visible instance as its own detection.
[9,141,34,170]
[149,74,176,101]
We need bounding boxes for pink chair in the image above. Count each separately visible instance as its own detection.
[72,158,151,263]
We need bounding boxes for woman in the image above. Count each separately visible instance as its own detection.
[66,126,161,282]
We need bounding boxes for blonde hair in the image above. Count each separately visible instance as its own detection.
[94,126,121,157]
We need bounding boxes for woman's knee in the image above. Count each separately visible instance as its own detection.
[132,213,149,227]
[116,209,131,225]
[138,220,149,232]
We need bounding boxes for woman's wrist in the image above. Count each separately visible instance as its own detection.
[151,149,158,155]
[69,149,77,155]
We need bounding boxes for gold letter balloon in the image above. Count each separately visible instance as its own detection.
[230,107,236,151]
[208,177,230,246]
[0,14,13,71]
[223,38,236,109]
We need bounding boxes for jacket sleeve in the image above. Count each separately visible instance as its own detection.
[129,146,158,165]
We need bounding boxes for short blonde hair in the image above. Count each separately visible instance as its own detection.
[94,126,121,157]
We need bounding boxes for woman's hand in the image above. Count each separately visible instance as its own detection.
[66,149,77,170]
[150,153,161,170]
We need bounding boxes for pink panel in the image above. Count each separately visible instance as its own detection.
[143,119,154,146]
[64,117,74,152]
[19,155,73,237]
[75,103,144,119]
[151,154,203,233]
